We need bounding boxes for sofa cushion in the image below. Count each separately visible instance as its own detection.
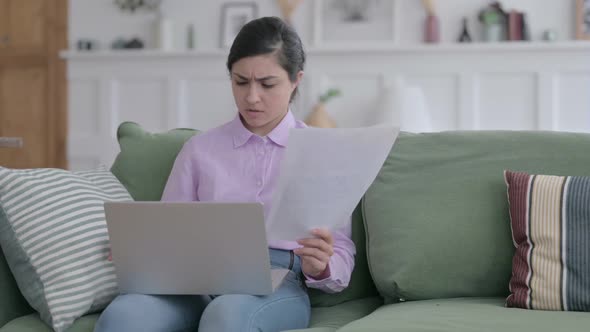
[285,329,333,332]
[110,122,199,201]
[504,170,590,311]
[0,167,132,332]
[363,131,590,303]
[337,297,590,332]
[0,314,99,332]
[285,296,382,332]
[0,297,382,332]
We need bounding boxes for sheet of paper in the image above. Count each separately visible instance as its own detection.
[266,126,399,242]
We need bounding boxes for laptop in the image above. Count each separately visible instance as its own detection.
[103,201,290,296]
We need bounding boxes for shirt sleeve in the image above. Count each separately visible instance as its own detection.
[303,216,356,293]
[161,140,198,202]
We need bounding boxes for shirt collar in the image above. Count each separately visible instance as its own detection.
[231,115,254,148]
[232,111,295,148]
[267,111,295,147]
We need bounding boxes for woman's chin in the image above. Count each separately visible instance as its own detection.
[242,118,267,131]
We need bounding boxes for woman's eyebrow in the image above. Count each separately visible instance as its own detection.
[233,73,278,81]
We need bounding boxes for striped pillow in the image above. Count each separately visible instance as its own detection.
[0,167,132,331]
[504,170,590,311]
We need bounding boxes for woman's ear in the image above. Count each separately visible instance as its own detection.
[293,71,304,89]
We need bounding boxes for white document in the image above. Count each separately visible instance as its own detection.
[266,126,399,242]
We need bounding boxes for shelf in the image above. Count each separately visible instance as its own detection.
[306,41,590,54]
[59,48,228,60]
[60,41,590,60]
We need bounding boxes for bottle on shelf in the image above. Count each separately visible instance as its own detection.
[155,12,174,51]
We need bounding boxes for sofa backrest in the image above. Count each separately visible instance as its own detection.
[110,122,200,201]
[363,131,590,304]
[308,202,379,306]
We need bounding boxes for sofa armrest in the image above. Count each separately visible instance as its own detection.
[0,248,33,327]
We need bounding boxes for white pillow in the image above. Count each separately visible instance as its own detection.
[0,167,132,332]
[373,78,433,132]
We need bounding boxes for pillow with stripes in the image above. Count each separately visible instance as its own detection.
[504,170,590,311]
[0,166,132,332]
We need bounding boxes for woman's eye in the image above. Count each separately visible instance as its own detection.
[262,84,275,89]
[236,81,248,86]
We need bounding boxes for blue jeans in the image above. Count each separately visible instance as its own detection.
[94,249,310,332]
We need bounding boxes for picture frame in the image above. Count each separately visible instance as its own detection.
[220,2,259,49]
[576,0,590,40]
[312,0,399,47]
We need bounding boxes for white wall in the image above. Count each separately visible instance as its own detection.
[66,1,588,169]
[64,44,590,169]
[70,0,576,50]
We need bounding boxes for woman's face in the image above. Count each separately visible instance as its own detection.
[231,54,303,136]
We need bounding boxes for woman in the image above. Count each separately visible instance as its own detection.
[95,16,355,332]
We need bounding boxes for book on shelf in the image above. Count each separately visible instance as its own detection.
[507,10,530,41]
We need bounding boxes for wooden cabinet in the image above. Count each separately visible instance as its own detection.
[0,0,67,168]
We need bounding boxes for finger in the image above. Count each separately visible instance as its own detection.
[294,247,330,263]
[311,228,334,246]
[297,238,334,256]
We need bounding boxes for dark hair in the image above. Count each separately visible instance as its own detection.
[227,17,306,102]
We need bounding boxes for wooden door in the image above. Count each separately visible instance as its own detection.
[5,0,46,53]
[0,66,48,168]
[0,0,8,49]
[0,0,67,169]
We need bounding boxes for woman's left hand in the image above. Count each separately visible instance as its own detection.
[294,228,334,278]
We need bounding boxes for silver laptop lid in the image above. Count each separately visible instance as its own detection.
[104,202,277,295]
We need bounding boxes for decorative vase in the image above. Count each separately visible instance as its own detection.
[425,14,440,43]
[483,23,504,42]
[305,103,337,128]
[186,23,196,50]
[155,15,174,51]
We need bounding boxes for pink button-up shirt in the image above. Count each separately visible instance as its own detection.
[161,111,355,293]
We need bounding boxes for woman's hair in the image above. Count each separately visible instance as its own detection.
[227,16,306,101]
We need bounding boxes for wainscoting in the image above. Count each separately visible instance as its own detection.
[62,42,590,170]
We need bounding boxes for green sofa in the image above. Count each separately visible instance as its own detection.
[2,124,590,331]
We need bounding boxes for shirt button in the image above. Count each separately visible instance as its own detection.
[257,180,263,187]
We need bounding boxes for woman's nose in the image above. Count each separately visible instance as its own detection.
[246,85,260,104]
